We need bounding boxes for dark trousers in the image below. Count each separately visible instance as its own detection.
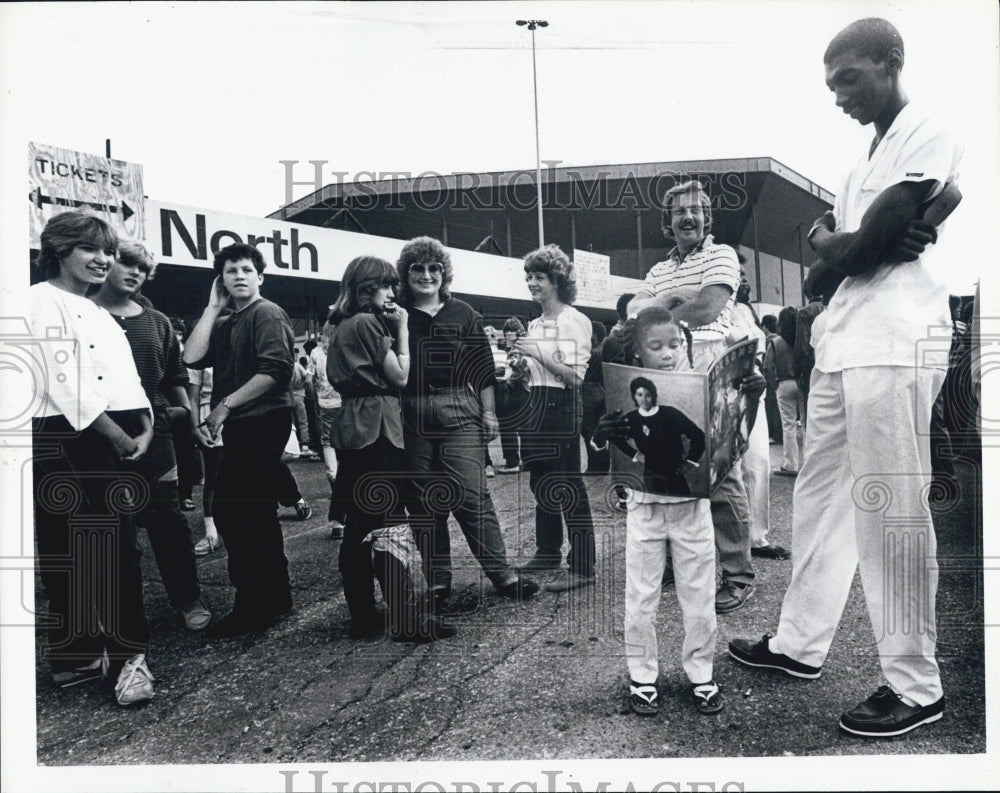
[170,410,202,502]
[497,382,527,467]
[764,385,782,443]
[215,408,293,615]
[202,445,223,517]
[521,387,596,577]
[126,430,200,608]
[336,437,409,626]
[275,463,303,508]
[33,414,150,673]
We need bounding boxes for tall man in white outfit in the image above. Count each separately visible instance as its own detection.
[729,18,961,738]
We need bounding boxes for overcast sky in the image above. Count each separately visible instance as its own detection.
[2,0,998,295]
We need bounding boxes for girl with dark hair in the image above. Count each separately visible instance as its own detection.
[513,245,597,593]
[30,211,156,705]
[326,256,454,642]
[593,306,722,717]
[764,306,803,475]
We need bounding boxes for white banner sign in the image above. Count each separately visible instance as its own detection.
[28,142,146,248]
[572,249,613,307]
[147,199,642,310]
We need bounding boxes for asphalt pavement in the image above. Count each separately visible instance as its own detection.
[31,440,986,782]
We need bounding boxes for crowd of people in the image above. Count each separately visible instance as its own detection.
[30,18,980,740]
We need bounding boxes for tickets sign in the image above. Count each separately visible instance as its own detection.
[28,141,146,248]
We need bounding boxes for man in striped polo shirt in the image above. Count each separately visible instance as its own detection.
[628,180,739,371]
[627,180,756,614]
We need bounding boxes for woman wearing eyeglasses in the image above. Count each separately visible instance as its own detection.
[395,237,538,612]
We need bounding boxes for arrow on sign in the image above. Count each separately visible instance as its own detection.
[29,188,134,221]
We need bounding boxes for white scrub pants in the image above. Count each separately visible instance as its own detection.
[625,498,716,686]
[742,390,772,548]
[771,366,944,706]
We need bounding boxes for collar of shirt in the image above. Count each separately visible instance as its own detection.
[666,233,714,263]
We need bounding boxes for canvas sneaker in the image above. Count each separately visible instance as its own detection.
[114,654,154,706]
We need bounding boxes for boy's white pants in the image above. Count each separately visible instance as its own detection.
[771,366,944,706]
[625,498,716,685]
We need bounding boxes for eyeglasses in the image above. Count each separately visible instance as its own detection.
[409,263,443,275]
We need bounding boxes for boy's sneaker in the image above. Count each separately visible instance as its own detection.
[628,682,660,716]
[295,499,313,521]
[715,580,754,613]
[496,464,520,474]
[692,681,724,714]
[328,519,344,540]
[728,632,822,679]
[180,498,196,511]
[485,464,496,478]
[179,599,212,631]
[114,654,154,706]
[52,651,108,688]
[838,686,944,737]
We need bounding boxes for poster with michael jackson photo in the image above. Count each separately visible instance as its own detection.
[601,338,758,498]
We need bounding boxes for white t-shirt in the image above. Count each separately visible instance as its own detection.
[29,281,151,430]
[813,103,962,372]
[523,305,592,389]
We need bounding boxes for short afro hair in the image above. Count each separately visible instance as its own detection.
[523,244,577,305]
[824,18,903,65]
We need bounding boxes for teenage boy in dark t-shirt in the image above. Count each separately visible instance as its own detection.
[184,243,296,638]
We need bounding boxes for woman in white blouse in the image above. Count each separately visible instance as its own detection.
[511,245,597,592]
[30,211,156,706]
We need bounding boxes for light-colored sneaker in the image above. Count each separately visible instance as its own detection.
[180,599,212,631]
[115,654,154,706]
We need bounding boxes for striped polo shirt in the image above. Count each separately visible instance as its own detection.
[634,234,739,342]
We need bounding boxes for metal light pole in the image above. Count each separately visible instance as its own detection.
[516,19,548,247]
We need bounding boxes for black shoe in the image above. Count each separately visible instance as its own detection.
[839,686,944,737]
[715,580,754,613]
[519,556,561,572]
[427,587,451,615]
[751,544,791,560]
[348,611,387,640]
[208,610,273,639]
[728,632,822,679]
[497,576,540,601]
[391,615,457,643]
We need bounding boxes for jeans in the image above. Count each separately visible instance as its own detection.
[521,387,596,577]
[33,413,150,672]
[126,428,201,608]
[215,408,293,616]
[403,389,516,591]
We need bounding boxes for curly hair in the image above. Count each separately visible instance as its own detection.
[523,244,577,304]
[825,18,903,65]
[623,305,694,368]
[117,240,157,280]
[660,180,713,240]
[629,375,658,404]
[328,256,399,322]
[36,211,119,280]
[395,236,453,306]
[213,242,265,275]
[502,316,526,336]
